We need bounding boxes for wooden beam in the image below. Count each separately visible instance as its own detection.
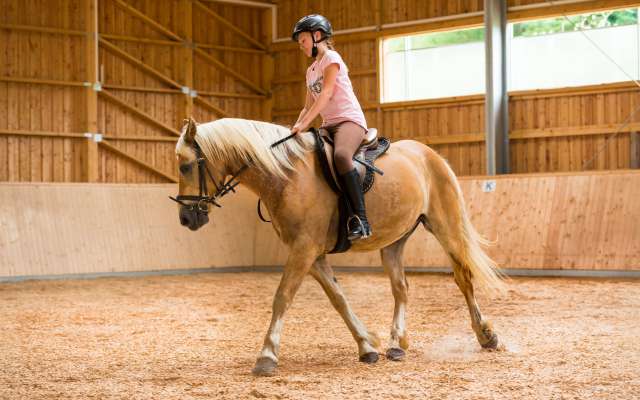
[197,90,265,99]
[99,140,178,182]
[102,135,177,142]
[0,129,87,139]
[99,38,183,89]
[194,96,229,118]
[182,0,194,120]
[194,48,266,95]
[0,76,86,87]
[99,90,181,136]
[0,23,86,36]
[83,0,99,183]
[511,124,640,140]
[112,0,182,42]
[99,33,182,46]
[508,0,640,22]
[261,7,274,121]
[102,84,182,94]
[195,43,267,54]
[193,0,267,50]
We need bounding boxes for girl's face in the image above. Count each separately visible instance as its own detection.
[297,31,322,58]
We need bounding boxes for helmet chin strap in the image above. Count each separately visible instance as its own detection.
[311,33,318,58]
[311,31,328,58]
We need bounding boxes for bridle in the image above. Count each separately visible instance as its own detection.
[169,142,247,213]
[169,130,296,218]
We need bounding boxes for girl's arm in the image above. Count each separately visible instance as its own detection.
[294,89,314,127]
[291,63,339,134]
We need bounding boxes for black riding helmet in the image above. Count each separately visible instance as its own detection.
[292,15,332,57]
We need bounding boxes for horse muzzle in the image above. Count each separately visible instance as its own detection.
[179,205,210,231]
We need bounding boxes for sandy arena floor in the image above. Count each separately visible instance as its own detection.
[1,271,639,399]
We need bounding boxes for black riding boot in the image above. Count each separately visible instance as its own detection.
[340,168,372,241]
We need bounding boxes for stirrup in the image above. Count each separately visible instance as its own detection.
[347,215,372,241]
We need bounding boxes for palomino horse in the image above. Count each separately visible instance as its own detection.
[172,117,504,376]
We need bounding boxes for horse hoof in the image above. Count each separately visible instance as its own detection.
[252,357,277,376]
[359,352,379,364]
[480,333,499,350]
[385,348,405,361]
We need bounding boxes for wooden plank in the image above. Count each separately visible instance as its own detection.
[193,0,266,50]
[0,76,86,87]
[0,23,86,36]
[194,95,229,118]
[182,0,194,120]
[83,0,99,183]
[194,47,266,95]
[99,37,183,89]
[508,0,640,22]
[99,89,181,136]
[196,90,265,99]
[98,140,177,182]
[112,0,182,42]
[261,7,273,121]
[631,132,640,169]
[100,33,182,46]
[195,42,266,54]
[102,84,182,94]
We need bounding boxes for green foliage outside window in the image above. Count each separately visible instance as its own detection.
[385,8,638,53]
[513,9,637,37]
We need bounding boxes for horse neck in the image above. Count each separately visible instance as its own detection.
[239,165,287,204]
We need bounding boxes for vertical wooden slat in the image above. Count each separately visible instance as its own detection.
[183,0,194,121]
[262,7,274,122]
[631,132,639,169]
[82,0,99,182]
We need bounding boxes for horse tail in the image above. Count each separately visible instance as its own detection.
[423,148,506,295]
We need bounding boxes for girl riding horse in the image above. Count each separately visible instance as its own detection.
[291,14,371,241]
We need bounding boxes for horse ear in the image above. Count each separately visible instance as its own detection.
[184,117,197,144]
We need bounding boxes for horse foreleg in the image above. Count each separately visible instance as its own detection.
[309,255,380,363]
[252,249,318,376]
[380,236,410,361]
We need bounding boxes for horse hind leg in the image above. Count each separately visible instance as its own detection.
[380,234,411,361]
[423,177,503,349]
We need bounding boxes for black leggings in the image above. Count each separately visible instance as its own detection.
[325,121,366,174]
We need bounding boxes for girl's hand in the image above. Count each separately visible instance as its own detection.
[291,120,308,135]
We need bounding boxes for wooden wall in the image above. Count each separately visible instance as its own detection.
[0,183,260,278]
[2,0,640,182]
[272,0,640,176]
[3,171,638,279]
[0,0,272,183]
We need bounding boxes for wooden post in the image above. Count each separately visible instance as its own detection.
[261,7,274,122]
[631,131,639,169]
[83,0,99,182]
[182,0,194,121]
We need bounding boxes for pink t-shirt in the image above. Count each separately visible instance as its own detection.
[306,50,367,130]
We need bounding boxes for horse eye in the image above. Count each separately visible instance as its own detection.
[179,164,192,175]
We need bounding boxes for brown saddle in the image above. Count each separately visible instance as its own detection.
[312,127,390,253]
[315,127,390,194]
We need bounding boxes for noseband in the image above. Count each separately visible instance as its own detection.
[169,142,247,213]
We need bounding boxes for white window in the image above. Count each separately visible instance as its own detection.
[379,8,639,102]
[380,27,486,103]
[509,8,639,91]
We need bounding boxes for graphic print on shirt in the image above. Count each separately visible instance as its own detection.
[309,76,323,95]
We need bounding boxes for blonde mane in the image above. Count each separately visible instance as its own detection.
[189,118,313,179]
